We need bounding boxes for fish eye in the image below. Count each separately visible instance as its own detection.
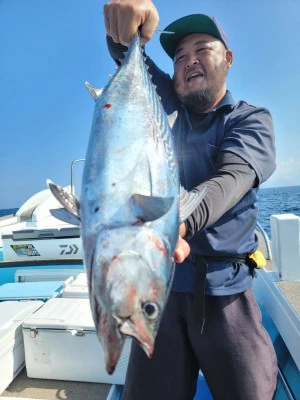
[142,302,160,320]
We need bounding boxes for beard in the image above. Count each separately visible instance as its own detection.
[179,89,214,111]
[174,60,228,113]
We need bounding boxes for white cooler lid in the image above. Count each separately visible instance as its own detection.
[62,272,88,298]
[62,285,89,298]
[71,272,88,286]
[0,301,44,348]
[22,298,96,331]
[0,281,65,301]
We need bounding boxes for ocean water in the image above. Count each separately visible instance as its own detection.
[0,208,18,218]
[0,186,300,238]
[257,186,300,237]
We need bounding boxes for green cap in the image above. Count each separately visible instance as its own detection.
[160,14,229,59]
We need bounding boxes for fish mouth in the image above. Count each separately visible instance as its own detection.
[141,341,154,358]
[112,315,154,357]
[126,331,154,359]
[117,318,155,359]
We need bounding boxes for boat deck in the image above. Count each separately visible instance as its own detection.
[276,281,300,315]
[257,230,300,317]
[1,369,111,400]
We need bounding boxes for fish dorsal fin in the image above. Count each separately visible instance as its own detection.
[50,208,80,226]
[131,194,175,222]
[85,82,103,101]
[47,179,81,220]
[179,186,207,223]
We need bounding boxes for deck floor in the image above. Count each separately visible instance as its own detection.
[275,281,300,315]
[256,230,300,317]
[1,369,111,400]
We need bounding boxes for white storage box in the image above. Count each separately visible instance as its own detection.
[0,301,44,395]
[62,272,89,298]
[22,298,131,385]
[270,214,300,280]
[15,268,81,283]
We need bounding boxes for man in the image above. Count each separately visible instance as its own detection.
[104,1,278,399]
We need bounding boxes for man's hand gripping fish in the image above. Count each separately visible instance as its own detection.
[47,33,206,375]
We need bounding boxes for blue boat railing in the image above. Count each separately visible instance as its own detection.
[278,367,296,400]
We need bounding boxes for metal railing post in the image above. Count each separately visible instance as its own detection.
[70,158,85,195]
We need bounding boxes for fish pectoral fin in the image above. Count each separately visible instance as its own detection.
[47,179,81,220]
[131,193,175,222]
[50,208,80,226]
[179,186,208,223]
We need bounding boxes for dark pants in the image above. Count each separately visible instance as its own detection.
[122,288,278,400]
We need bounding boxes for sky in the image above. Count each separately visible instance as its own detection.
[0,0,299,209]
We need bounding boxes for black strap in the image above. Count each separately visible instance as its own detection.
[192,255,208,334]
[189,254,247,264]
[190,253,248,334]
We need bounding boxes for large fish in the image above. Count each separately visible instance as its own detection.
[48,33,206,374]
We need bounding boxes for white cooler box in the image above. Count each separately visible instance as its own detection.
[0,281,65,301]
[15,268,82,283]
[62,272,89,298]
[22,298,131,385]
[0,300,44,395]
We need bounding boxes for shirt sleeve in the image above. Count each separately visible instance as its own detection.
[185,150,257,239]
[106,35,127,65]
[222,103,276,184]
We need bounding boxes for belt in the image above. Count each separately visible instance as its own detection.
[188,254,247,264]
[189,253,248,334]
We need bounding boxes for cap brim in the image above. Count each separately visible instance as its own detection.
[160,14,226,59]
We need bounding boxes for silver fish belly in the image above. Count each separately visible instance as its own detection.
[81,33,179,374]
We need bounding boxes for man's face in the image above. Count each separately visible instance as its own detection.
[173,33,233,112]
